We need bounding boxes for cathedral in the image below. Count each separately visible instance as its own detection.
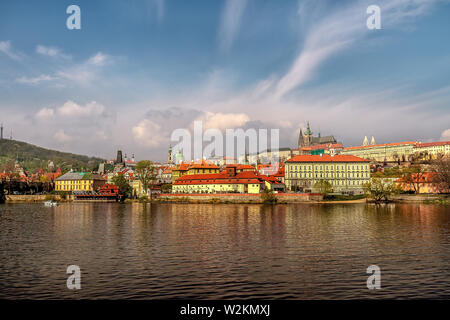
[297,122,338,148]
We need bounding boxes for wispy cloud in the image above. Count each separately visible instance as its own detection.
[16,74,55,85]
[36,45,71,59]
[218,0,248,52]
[269,0,438,99]
[0,40,24,61]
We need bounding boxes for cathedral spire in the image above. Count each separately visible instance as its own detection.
[298,128,304,148]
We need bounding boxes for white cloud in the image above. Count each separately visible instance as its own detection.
[441,129,450,141]
[57,100,106,117]
[218,0,248,52]
[87,52,109,66]
[36,101,108,121]
[132,119,166,147]
[55,52,111,85]
[16,74,55,85]
[36,45,70,59]
[54,129,72,143]
[0,40,23,61]
[36,107,55,120]
[196,112,250,130]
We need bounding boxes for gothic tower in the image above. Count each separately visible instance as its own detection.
[116,150,123,164]
[304,122,313,147]
[298,128,304,148]
[168,145,173,164]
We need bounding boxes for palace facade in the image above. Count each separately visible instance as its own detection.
[284,154,370,194]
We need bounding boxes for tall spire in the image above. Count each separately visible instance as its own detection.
[363,136,369,146]
[305,121,312,135]
[298,128,304,148]
[370,136,376,145]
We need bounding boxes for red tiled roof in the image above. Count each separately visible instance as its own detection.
[173,170,265,185]
[344,141,416,151]
[415,141,450,148]
[286,154,369,163]
[396,172,436,183]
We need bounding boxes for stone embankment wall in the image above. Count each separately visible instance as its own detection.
[6,195,62,202]
[157,193,323,203]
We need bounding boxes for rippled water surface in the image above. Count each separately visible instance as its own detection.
[0,202,449,299]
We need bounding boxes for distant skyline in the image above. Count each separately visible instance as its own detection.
[1,0,450,162]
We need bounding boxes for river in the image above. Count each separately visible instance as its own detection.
[0,202,449,299]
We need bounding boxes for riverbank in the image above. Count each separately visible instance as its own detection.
[3,193,449,204]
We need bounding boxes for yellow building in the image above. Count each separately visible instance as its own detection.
[55,172,106,192]
[413,141,450,160]
[172,167,265,194]
[285,154,370,194]
[172,159,220,183]
[341,141,417,162]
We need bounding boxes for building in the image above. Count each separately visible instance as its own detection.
[298,122,338,148]
[285,154,370,194]
[395,172,442,194]
[172,166,283,194]
[55,172,106,192]
[413,141,450,160]
[341,141,417,162]
[171,159,220,183]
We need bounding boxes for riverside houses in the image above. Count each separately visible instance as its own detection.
[285,154,370,194]
[55,172,106,192]
[172,166,284,194]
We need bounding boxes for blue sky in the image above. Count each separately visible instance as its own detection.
[0,0,450,161]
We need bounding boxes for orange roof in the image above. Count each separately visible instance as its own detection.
[344,141,416,151]
[396,172,436,183]
[286,154,369,163]
[415,141,450,148]
[174,170,267,185]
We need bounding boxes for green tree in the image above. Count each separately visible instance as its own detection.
[363,178,398,202]
[261,188,277,204]
[112,173,132,202]
[136,160,156,199]
[314,179,333,195]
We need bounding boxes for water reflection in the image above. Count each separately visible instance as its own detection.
[0,202,449,299]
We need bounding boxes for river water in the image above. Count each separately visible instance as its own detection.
[0,202,449,299]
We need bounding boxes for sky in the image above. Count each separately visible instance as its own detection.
[0,0,450,162]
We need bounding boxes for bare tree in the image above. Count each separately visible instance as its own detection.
[431,156,450,193]
[402,165,426,194]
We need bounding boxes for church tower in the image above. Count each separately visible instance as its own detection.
[298,128,304,148]
[168,145,173,164]
[304,122,313,147]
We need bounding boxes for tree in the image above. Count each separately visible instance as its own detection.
[363,178,398,202]
[112,173,132,202]
[402,165,426,194]
[431,156,450,193]
[261,188,277,204]
[314,179,333,195]
[136,160,156,199]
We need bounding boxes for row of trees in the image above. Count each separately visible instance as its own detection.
[111,160,157,202]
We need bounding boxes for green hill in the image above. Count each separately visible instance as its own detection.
[0,139,105,173]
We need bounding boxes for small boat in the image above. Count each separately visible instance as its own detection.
[44,200,58,207]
